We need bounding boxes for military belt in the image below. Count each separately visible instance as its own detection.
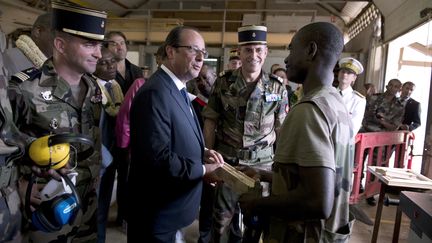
[217,142,273,161]
[0,164,18,190]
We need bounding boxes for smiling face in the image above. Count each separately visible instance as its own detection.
[56,33,102,74]
[166,29,205,82]
[238,44,267,75]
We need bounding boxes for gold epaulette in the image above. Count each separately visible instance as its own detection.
[353,90,365,99]
[11,67,41,83]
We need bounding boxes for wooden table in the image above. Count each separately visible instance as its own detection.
[399,191,432,242]
[367,166,432,243]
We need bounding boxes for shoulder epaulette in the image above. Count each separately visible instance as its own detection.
[269,73,284,84]
[353,90,365,99]
[219,69,233,78]
[11,67,41,83]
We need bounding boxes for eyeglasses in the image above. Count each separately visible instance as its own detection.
[173,45,209,58]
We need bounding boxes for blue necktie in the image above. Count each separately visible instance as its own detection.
[105,82,114,99]
[180,88,191,107]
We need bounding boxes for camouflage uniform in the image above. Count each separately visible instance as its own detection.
[361,93,405,132]
[270,86,355,242]
[7,59,102,243]
[0,56,26,243]
[202,68,288,242]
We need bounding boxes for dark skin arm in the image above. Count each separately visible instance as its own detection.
[239,163,335,221]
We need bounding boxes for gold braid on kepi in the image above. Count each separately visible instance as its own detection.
[238,25,267,45]
[51,1,107,40]
[338,57,364,75]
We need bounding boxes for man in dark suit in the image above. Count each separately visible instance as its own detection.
[127,26,224,242]
[399,81,421,131]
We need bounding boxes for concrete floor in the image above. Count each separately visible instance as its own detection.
[106,196,410,243]
[105,194,412,243]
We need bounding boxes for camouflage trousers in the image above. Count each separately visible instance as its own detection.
[211,162,272,243]
[0,186,22,243]
[25,179,99,243]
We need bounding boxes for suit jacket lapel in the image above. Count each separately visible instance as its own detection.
[158,70,203,145]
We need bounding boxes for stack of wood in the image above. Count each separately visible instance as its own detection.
[215,163,259,194]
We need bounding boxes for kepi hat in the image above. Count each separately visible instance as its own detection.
[238,25,267,45]
[338,57,364,75]
[52,1,107,41]
[229,48,239,60]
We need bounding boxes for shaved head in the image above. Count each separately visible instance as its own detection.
[295,22,344,65]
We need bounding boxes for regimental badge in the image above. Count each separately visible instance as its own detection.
[282,90,288,98]
[252,32,256,38]
[41,91,53,101]
[49,118,59,130]
[101,21,105,28]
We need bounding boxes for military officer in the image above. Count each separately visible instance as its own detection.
[227,47,242,70]
[3,12,52,79]
[0,35,26,242]
[202,25,288,242]
[337,57,366,134]
[7,2,105,242]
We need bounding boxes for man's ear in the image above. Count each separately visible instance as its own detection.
[306,41,318,60]
[165,45,175,59]
[53,37,66,54]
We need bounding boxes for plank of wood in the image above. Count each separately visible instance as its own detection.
[368,166,432,189]
[215,163,258,194]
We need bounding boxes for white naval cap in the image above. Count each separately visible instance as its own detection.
[338,57,364,75]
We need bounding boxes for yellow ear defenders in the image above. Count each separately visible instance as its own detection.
[29,133,94,169]
[25,133,94,232]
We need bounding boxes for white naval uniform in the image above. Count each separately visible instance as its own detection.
[338,86,366,134]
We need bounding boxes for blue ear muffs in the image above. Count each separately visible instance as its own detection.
[25,133,94,232]
[25,173,81,232]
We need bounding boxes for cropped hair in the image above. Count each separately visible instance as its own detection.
[163,26,200,59]
[106,31,127,43]
[402,81,415,87]
[296,22,344,62]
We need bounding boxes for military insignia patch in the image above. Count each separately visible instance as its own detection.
[49,118,59,130]
[41,90,53,101]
